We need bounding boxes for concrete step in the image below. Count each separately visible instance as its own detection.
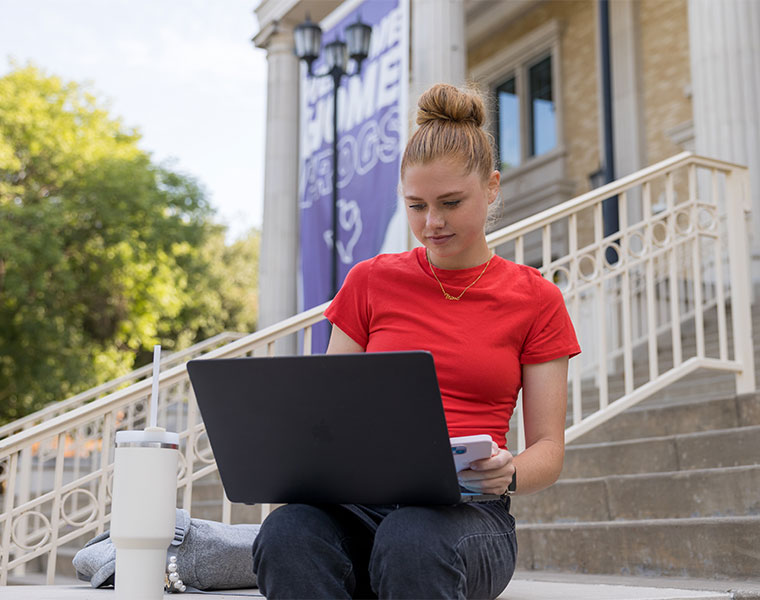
[572,392,760,445]
[189,473,226,503]
[517,515,760,579]
[3,578,751,600]
[189,500,267,525]
[506,571,760,600]
[513,465,760,523]
[561,424,760,479]
[574,371,737,418]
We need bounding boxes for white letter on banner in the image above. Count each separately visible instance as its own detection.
[344,60,378,132]
[369,7,401,57]
[378,107,401,163]
[376,45,401,111]
[355,120,380,176]
[306,95,333,156]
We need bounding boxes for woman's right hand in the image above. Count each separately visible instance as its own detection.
[457,443,515,496]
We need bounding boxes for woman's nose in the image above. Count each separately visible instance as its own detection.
[426,209,444,229]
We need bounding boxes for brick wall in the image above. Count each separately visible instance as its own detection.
[639,0,693,165]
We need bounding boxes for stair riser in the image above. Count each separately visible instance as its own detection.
[517,517,760,579]
[189,502,265,525]
[572,393,760,445]
[562,426,760,478]
[514,466,760,523]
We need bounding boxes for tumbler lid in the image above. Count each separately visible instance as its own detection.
[115,427,179,448]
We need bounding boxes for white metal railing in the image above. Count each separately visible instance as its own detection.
[0,152,755,584]
[0,332,246,441]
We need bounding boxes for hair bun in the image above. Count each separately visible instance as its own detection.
[416,83,485,127]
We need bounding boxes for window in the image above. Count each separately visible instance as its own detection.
[495,54,557,171]
[528,56,556,156]
[496,77,520,170]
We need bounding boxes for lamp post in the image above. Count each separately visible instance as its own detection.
[294,15,372,299]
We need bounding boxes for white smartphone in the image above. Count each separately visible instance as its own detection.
[450,434,493,472]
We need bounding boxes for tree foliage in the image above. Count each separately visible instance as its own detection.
[0,64,258,424]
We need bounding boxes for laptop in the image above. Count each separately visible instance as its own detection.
[186,351,501,505]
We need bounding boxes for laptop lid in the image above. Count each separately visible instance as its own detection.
[187,351,468,505]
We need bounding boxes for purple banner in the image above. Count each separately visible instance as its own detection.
[299,0,405,352]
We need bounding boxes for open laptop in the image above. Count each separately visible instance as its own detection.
[186,351,501,505]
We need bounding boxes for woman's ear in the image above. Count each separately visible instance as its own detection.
[487,169,501,205]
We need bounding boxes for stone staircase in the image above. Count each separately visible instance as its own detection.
[512,299,759,583]
[9,294,758,588]
[513,391,760,579]
[167,303,760,585]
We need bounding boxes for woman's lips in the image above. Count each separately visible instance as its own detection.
[427,234,454,246]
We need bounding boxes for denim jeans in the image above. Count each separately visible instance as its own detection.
[251,498,517,599]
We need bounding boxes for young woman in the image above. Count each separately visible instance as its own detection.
[252,83,580,599]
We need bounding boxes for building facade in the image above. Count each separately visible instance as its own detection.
[253,0,760,328]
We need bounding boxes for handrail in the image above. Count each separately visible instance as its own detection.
[486,152,751,248]
[0,306,328,458]
[0,153,755,585]
[0,331,246,440]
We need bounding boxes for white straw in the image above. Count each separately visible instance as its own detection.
[149,344,161,429]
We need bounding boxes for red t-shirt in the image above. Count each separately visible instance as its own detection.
[324,247,581,447]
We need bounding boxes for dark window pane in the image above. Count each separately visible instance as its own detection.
[528,56,556,156]
[496,77,520,170]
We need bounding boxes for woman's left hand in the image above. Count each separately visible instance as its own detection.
[456,442,515,495]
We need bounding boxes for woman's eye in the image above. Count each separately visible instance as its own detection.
[408,204,425,211]
[444,200,461,207]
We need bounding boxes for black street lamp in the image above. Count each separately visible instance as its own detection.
[294,15,372,299]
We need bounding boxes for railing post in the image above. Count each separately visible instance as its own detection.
[46,432,67,583]
[1,452,18,585]
[13,424,33,577]
[97,412,114,535]
[725,169,757,394]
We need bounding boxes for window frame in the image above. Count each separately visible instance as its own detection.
[495,74,520,171]
[471,19,564,174]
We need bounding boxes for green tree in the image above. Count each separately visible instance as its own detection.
[0,64,258,424]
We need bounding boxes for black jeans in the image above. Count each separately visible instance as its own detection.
[252,498,517,599]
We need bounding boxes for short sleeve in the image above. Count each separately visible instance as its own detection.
[520,275,581,364]
[324,259,372,349]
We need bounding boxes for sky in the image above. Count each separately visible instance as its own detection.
[0,0,268,240]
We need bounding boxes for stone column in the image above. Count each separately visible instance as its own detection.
[688,0,760,284]
[410,0,466,101]
[254,24,300,331]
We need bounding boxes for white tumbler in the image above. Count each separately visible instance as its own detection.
[111,427,179,600]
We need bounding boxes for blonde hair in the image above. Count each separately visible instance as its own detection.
[401,83,496,182]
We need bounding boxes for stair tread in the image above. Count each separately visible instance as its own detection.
[567,423,760,450]
[509,570,760,598]
[551,463,760,484]
[520,514,760,530]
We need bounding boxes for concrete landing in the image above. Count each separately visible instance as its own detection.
[4,577,751,600]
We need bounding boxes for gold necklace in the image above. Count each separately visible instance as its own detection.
[426,249,493,301]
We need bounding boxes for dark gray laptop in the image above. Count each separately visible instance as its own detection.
[187,351,500,505]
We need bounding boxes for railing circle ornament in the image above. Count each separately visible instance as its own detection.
[133,399,148,420]
[177,450,188,480]
[628,231,646,258]
[652,220,670,248]
[551,266,572,292]
[603,242,623,269]
[674,209,693,236]
[697,206,717,232]
[61,488,100,527]
[11,511,52,551]
[193,430,216,465]
[106,471,114,501]
[577,254,597,282]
